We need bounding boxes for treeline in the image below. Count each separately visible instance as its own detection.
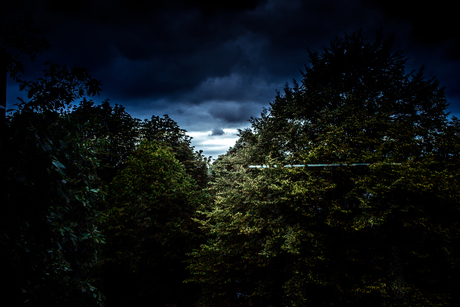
[0,61,210,306]
[2,23,460,307]
[1,18,210,306]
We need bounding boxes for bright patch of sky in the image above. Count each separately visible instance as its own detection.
[188,129,240,161]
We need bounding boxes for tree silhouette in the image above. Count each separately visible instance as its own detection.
[188,31,460,306]
[1,60,104,306]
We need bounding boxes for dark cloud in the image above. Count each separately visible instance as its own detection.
[362,0,459,58]
[208,101,260,124]
[211,127,225,136]
[3,0,460,158]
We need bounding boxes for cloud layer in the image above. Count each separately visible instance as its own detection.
[3,0,460,158]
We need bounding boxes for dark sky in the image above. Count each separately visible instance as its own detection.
[3,0,460,159]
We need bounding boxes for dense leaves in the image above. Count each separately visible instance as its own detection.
[247,32,448,165]
[1,64,105,306]
[100,141,204,306]
[141,115,211,189]
[4,26,460,306]
[1,65,209,306]
[1,56,210,305]
[68,99,140,184]
[18,62,102,113]
[188,32,460,306]
[1,17,208,306]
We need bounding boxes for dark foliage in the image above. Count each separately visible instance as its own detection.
[188,31,460,306]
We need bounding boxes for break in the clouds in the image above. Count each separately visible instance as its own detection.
[3,0,460,158]
[189,129,240,159]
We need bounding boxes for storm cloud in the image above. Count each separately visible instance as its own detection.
[3,0,459,158]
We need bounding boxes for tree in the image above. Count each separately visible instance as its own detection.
[100,141,204,306]
[0,63,105,306]
[141,114,210,188]
[68,99,140,184]
[188,31,460,306]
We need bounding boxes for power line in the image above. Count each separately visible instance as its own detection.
[249,163,401,168]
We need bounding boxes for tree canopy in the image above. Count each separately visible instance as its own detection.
[188,31,460,306]
[1,62,105,306]
[141,114,211,189]
[3,26,460,306]
[100,140,204,306]
[1,55,208,306]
